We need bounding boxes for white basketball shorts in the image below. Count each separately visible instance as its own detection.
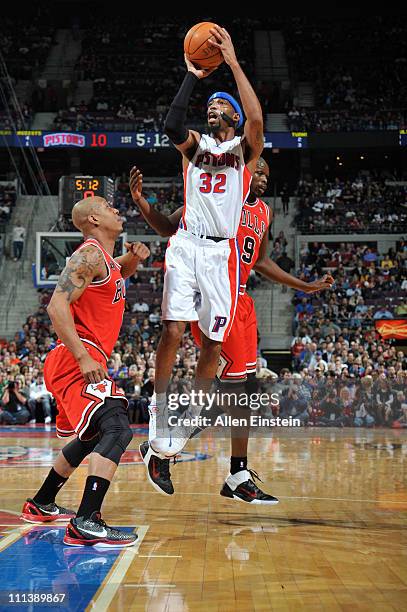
[161,228,240,342]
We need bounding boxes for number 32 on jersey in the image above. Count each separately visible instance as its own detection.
[199,173,227,194]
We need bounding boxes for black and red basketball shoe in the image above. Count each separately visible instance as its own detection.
[63,512,137,547]
[220,469,279,505]
[21,498,76,523]
[139,441,174,496]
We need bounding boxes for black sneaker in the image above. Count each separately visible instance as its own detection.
[139,441,174,496]
[63,512,138,547]
[21,498,76,523]
[220,469,279,505]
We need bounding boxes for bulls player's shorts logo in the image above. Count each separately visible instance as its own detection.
[93,382,108,393]
[212,316,227,333]
[86,379,112,399]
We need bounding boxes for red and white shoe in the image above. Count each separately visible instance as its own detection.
[20,498,76,523]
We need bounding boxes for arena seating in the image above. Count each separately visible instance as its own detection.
[0,182,17,235]
[287,108,406,133]
[68,17,256,131]
[286,240,407,427]
[284,17,407,132]
[2,15,406,134]
[2,234,406,427]
[294,175,407,234]
[0,24,53,80]
[56,17,407,133]
[0,8,55,127]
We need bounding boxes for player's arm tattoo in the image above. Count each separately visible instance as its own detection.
[55,246,105,302]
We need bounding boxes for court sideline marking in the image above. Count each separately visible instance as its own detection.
[0,525,32,553]
[88,525,149,611]
[2,490,407,504]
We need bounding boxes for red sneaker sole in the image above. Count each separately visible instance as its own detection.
[20,513,75,523]
[20,514,57,523]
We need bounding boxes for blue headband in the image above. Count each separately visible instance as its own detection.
[207,91,244,128]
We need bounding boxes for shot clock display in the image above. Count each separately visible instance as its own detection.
[59,175,115,215]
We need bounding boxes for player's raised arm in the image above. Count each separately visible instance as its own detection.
[129,166,182,236]
[209,25,263,172]
[164,56,217,160]
[47,245,107,381]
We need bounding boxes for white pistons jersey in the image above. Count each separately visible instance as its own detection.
[180,134,252,239]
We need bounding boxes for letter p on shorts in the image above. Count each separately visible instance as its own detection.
[212,316,228,333]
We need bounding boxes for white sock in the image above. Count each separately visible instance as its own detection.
[226,470,251,490]
[156,392,166,407]
[149,392,170,443]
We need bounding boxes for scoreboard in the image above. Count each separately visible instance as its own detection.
[59,175,115,215]
[399,130,407,146]
[0,130,308,149]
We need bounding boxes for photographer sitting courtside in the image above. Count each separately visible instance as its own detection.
[1,380,31,424]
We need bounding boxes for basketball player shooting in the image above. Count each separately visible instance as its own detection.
[148,25,264,460]
[20,196,149,546]
[131,163,333,500]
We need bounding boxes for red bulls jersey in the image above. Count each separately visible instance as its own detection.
[67,238,126,358]
[238,198,271,289]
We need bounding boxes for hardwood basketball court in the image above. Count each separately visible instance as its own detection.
[0,425,406,611]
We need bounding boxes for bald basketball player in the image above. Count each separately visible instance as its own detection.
[20,196,150,547]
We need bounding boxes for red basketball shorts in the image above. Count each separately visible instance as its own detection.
[43,340,127,440]
[191,292,257,382]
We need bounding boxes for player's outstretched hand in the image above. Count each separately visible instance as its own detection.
[130,166,143,203]
[78,353,108,384]
[124,242,150,263]
[303,274,335,294]
[209,25,237,67]
[184,54,218,79]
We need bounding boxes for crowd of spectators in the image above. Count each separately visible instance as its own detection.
[1,235,405,428]
[284,240,407,427]
[0,183,17,226]
[66,17,257,132]
[114,176,183,233]
[0,102,33,130]
[262,367,406,428]
[284,17,407,132]
[287,107,406,133]
[2,14,407,135]
[0,285,198,425]
[71,17,406,134]
[0,183,18,256]
[0,23,53,80]
[294,174,407,234]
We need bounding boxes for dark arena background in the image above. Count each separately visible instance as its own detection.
[0,7,406,611]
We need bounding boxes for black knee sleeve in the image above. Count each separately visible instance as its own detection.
[62,435,100,468]
[215,379,248,411]
[215,375,259,411]
[245,373,259,398]
[92,399,133,465]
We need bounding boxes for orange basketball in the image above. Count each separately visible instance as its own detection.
[184,22,224,70]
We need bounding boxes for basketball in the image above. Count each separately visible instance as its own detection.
[184,22,224,69]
